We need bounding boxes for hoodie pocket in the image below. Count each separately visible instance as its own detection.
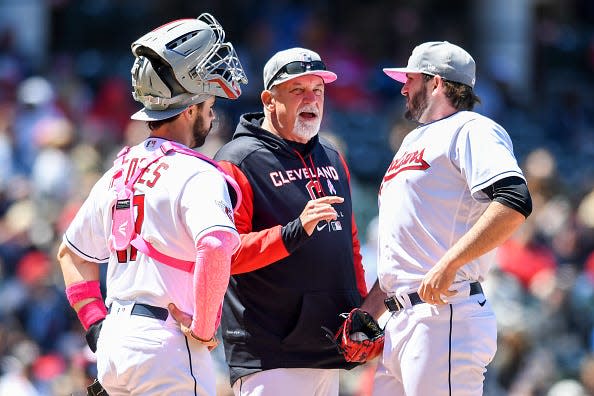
[281,291,361,350]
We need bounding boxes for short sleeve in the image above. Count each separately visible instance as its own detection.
[454,118,525,200]
[63,174,112,262]
[179,169,240,252]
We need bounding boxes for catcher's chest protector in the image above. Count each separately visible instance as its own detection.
[108,140,242,272]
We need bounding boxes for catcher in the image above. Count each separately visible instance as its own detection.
[57,13,247,396]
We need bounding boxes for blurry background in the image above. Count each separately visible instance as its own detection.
[0,0,593,395]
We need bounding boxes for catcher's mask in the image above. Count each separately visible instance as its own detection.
[130,13,248,121]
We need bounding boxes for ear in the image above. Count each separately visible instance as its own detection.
[433,75,444,91]
[180,104,198,120]
[261,90,275,111]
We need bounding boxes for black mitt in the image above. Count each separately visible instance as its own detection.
[323,308,384,362]
[85,319,103,353]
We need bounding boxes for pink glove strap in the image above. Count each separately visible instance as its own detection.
[65,280,103,307]
[76,299,107,330]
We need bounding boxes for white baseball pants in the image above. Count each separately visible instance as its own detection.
[232,367,340,396]
[95,300,215,396]
[372,291,497,396]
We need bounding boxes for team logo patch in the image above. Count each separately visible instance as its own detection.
[379,148,430,195]
[382,148,430,183]
[216,200,234,222]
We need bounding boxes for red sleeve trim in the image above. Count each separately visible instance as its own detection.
[217,161,290,275]
[338,154,367,297]
[351,212,367,297]
[339,153,352,183]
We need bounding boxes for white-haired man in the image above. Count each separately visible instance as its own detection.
[214,47,369,396]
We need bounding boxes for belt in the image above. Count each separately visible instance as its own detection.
[107,302,169,321]
[384,282,483,312]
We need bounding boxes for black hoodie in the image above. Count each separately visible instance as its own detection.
[214,112,366,385]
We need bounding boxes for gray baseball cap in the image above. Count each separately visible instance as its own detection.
[383,41,476,88]
[263,47,337,90]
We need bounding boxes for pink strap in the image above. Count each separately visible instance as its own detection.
[130,235,194,273]
[109,140,239,272]
[160,141,242,211]
[109,145,168,251]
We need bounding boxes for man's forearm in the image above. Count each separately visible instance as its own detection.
[440,201,526,273]
[360,280,388,320]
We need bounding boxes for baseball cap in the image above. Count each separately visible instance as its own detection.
[263,47,337,90]
[383,41,476,88]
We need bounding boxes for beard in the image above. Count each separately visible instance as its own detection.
[190,114,212,148]
[292,105,321,141]
[404,83,429,122]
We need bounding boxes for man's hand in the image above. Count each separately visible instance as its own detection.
[168,303,219,350]
[299,196,344,235]
[418,261,457,305]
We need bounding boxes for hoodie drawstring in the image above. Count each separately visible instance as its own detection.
[293,149,326,198]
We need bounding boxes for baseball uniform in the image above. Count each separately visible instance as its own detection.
[374,111,525,396]
[63,137,239,395]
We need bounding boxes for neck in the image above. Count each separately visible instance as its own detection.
[419,98,458,124]
[150,119,192,147]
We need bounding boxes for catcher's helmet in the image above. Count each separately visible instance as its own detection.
[130,13,248,121]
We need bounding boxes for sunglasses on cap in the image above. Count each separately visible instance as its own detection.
[267,60,327,89]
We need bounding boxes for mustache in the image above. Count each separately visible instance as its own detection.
[298,105,319,116]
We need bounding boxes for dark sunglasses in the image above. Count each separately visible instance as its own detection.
[267,60,327,89]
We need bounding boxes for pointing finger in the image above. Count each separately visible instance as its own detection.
[313,196,344,205]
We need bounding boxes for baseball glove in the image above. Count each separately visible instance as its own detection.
[85,319,103,353]
[323,308,384,363]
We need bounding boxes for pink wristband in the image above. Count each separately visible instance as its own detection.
[65,280,103,307]
[77,299,107,330]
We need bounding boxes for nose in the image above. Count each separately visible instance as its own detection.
[401,81,409,96]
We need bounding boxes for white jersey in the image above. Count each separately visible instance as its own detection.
[63,137,239,315]
[377,111,524,295]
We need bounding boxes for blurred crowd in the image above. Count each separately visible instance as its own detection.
[0,0,594,395]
